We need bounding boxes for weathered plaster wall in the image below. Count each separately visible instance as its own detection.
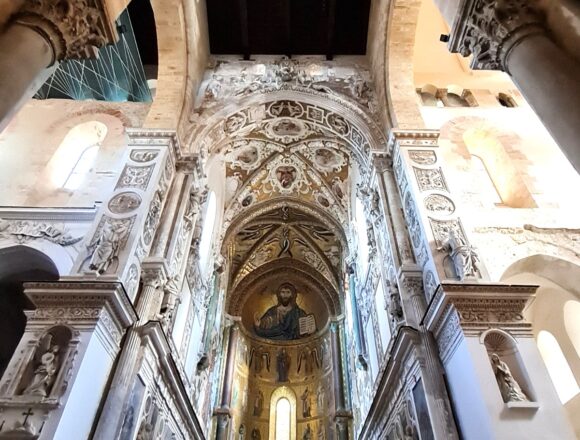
[0,99,149,207]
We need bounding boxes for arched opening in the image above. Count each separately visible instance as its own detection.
[0,246,59,378]
[463,127,536,208]
[537,330,579,404]
[275,397,291,440]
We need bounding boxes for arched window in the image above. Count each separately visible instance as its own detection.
[470,155,502,205]
[564,301,580,358]
[51,121,107,189]
[463,127,536,208]
[355,197,369,275]
[269,387,297,440]
[199,191,217,273]
[275,397,291,440]
[537,330,580,403]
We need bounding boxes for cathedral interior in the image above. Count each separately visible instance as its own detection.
[0,0,579,439]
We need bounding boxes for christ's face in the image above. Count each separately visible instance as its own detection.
[278,287,293,306]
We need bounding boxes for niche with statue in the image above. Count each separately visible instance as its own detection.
[482,330,537,407]
[16,326,75,401]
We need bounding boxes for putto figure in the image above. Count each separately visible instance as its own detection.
[254,283,308,340]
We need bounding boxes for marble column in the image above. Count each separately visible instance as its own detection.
[448,0,580,172]
[0,0,117,132]
[330,321,351,440]
[346,263,368,369]
[214,323,239,440]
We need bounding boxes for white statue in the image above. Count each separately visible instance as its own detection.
[438,229,480,280]
[490,353,529,403]
[88,220,129,274]
[22,335,61,398]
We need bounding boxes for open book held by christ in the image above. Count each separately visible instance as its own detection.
[299,314,316,336]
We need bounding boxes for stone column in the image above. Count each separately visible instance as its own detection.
[0,0,118,132]
[346,262,368,369]
[0,281,136,440]
[330,320,351,440]
[424,283,576,439]
[448,0,580,172]
[214,323,239,440]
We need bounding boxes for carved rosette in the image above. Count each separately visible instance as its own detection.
[423,283,537,364]
[448,0,545,71]
[15,0,117,63]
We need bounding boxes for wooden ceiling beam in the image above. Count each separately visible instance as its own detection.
[326,0,336,60]
[238,0,250,59]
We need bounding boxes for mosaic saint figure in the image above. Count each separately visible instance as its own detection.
[254,283,307,340]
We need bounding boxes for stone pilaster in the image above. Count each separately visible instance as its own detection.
[71,130,178,300]
[214,323,239,440]
[424,283,576,439]
[0,280,136,440]
[389,129,489,302]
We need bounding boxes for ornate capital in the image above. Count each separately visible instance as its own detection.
[15,0,117,64]
[140,260,169,288]
[449,0,545,71]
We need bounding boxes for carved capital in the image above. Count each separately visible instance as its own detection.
[449,0,545,71]
[14,0,117,64]
[140,260,169,288]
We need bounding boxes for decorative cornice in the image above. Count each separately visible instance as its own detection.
[423,282,538,362]
[0,207,98,222]
[448,0,545,71]
[23,279,137,329]
[387,129,440,155]
[15,0,117,64]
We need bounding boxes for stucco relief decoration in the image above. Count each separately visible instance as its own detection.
[424,270,438,300]
[130,150,159,163]
[424,194,455,215]
[116,165,154,190]
[108,192,142,214]
[327,113,349,136]
[263,118,311,144]
[265,156,310,195]
[0,218,81,246]
[16,0,108,61]
[414,167,448,192]
[224,112,247,134]
[197,59,379,117]
[86,216,134,274]
[142,191,163,245]
[408,150,437,165]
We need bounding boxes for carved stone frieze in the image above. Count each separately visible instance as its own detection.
[15,0,115,63]
[448,0,545,71]
[413,167,448,192]
[0,218,81,246]
[424,194,455,216]
[115,165,155,190]
[424,284,538,361]
[408,150,437,166]
[130,150,159,163]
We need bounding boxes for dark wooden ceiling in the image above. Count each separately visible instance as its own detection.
[207,0,371,59]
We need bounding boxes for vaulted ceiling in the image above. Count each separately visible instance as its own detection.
[207,0,371,58]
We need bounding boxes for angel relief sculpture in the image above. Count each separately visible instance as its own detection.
[21,334,63,398]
